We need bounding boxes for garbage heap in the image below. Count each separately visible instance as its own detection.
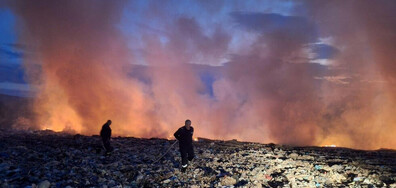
[0,129,395,187]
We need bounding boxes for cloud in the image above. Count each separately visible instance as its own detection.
[314,76,351,85]
[310,43,339,60]
[232,12,318,43]
[0,44,24,59]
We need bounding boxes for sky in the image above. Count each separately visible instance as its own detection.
[0,8,31,97]
[0,0,327,96]
[0,1,298,96]
[1,0,396,149]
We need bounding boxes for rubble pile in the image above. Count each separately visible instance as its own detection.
[0,129,395,187]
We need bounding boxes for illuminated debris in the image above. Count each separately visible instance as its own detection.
[0,130,395,187]
[220,176,236,186]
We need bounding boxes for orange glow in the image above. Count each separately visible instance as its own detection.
[322,145,337,148]
[167,134,175,140]
[9,0,396,151]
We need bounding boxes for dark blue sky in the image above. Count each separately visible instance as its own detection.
[0,8,31,97]
[0,1,337,97]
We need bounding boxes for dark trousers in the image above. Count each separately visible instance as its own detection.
[180,146,194,166]
[102,138,113,153]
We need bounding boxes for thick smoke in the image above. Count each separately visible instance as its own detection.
[296,0,396,149]
[5,0,396,149]
[6,0,165,137]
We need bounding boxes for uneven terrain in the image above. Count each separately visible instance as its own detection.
[0,129,396,187]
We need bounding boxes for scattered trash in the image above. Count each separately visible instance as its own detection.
[0,129,395,187]
[353,177,363,182]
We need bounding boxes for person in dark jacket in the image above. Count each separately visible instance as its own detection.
[174,119,194,172]
[100,120,113,154]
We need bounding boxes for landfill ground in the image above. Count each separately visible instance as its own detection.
[0,129,396,188]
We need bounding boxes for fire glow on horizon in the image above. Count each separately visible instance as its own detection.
[3,0,396,150]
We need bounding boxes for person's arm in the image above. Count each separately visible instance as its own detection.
[174,128,181,140]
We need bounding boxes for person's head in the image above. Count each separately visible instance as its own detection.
[184,119,191,128]
[107,120,112,126]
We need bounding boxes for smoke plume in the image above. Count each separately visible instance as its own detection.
[4,0,396,149]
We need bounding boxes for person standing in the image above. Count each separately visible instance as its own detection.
[100,120,113,154]
[174,119,195,172]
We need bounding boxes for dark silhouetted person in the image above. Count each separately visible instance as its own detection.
[100,120,113,154]
[174,119,195,172]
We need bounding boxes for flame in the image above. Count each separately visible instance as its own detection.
[322,145,337,148]
[167,134,175,140]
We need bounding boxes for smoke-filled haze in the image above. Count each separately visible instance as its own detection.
[1,0,396,149]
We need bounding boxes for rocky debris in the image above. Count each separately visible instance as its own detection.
[38,180,50,188]
[0,129,396,187]
[220,176,236,186]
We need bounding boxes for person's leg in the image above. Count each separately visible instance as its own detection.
[180,148,188,172]
[187,146,194,161]
[103,139,111,153]
[107,141,113,152]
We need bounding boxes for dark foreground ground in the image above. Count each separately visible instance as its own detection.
[0,130,395,188]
